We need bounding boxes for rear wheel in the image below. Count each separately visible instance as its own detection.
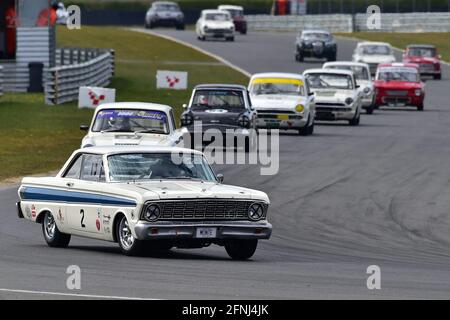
[42,212,71,248]
[117,215,145,256]
[225,239,258,260]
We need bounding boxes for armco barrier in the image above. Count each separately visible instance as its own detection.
[355,12,450,32]
[246,14,354,33]
[0,66,3,98]
[45,48,114,105]
[247,12,450,33]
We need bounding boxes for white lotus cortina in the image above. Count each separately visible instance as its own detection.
[248,73,316,136]
[196,9,235,41]
[323,61,376,114]
[352,42,396,75]
[16,146,272,260]
[80,102,184,148]
[303,69,362,126]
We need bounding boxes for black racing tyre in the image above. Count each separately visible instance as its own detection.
[366,106,374,115]
[434,74,441,80]
[225,239,258,260]
[42,211,71,248]
[226,37,234,42]
[116,215,145,256]
[176,24,185,30]
[417,104,424,111]
[349,112,361,126]
[307,120,315,135]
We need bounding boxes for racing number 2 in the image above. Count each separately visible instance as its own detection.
[80,209,86,228]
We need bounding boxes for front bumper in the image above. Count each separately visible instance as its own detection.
[134,220,272,240]
[315,105,356,121]
[256,110,308,129]
[204,30,234,38]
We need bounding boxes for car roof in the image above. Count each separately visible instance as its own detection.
[250,72,305,81]
[75,146,204,156]
[378,63,419,69]
[303,68,354,76]
[407,44,436,49]
[202,9,230,14]
[302,29,330,34]
[218,5,243,10]
[194,84,247,90]
[94,102,173,113]
[323,61,370,69]
[152,1,178,6]
[357,41,391,47]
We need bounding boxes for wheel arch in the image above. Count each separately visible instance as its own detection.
[112,211,126,243]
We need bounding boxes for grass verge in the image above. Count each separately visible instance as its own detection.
[337,32,450,62]
[0,26,249,182]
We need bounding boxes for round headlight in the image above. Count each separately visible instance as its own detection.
[144,204,161,222]
[345,98,354,105]
[295,104,305,113]
[415,89,422,96]
[248,203,265,221]
[363,87,371,94]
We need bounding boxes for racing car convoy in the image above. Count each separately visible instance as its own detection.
[16,21,442,259]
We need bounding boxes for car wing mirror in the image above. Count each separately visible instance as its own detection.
[80,125,89,131]
[216,174,224,184]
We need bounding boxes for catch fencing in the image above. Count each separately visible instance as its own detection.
[45,48,115,105]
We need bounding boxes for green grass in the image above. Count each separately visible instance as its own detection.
[0,26,249,181]
[337,32,450,62]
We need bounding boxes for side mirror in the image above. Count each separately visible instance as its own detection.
[80,125,89,131]
[355,85,360,89]
[182,104,188,109]
[216,174,224,184]
[308,92,314,96]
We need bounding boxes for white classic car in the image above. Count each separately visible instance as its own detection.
[352,42,396,75]
[196,9,235,41]
[303,69,362,125]
[248,73,315,136]
[323,61,376,114]
[80,102,184,148]
[16,146,272,260]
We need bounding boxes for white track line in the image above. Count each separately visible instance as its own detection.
[129,28,252,78]
[0,288,154,300]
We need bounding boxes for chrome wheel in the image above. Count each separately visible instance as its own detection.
[44,213,56,239]
[119,217,135,250]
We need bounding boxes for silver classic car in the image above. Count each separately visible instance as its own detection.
[17,146,272,260]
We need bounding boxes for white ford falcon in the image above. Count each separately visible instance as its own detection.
[352,42,396,75]
[196,9,235,41]
[248,73,316,136]
[323,61,376,114]
[303,68,362,126]
[17,146,271,260]
[80,102,184,148]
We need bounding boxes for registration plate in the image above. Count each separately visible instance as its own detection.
[196,227,217,238]
[277,114,289,120]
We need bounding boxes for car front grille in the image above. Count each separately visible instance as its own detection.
[315,102,346,107]
[386,90,408,96]
[316,107,351,112]
[257,110,295,114]
[143,199,267,221]
[419,64,435,72]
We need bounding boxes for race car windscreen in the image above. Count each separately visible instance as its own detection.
[302,32,331,41]
[250,78,306,96]
[206,13,230,21]
[92,109,170,134]
[192,90,245,110]
[361,45,391,55]
[155,4,179,11]
[377,67,420,82]
[108,153,217,182]
[326,66,370,81]
[306,74,354,90]
[408,47,436,57]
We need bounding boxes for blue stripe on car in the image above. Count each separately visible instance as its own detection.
[21,187,136,207]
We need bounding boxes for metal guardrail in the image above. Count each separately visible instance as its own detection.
[355,12,450,32]
[247,12,450,33]
[45,48,115,105]
[246,14,354,33]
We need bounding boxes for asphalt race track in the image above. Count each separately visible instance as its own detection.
[2,30,450,299]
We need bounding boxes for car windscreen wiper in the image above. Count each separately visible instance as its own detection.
[101,128,132,133]
[134,129,167,134]
[162,176,204,181]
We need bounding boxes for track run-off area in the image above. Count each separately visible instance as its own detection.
[1,30,450,299]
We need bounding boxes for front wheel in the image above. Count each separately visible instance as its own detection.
[42,212,71,248]
[225,239,258,260]
[349,111,361,126]
[417,104,424,111]
[117,215,145,256]
[226,37,234,42]
[366,106,374,114]
[434,74,441,80]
